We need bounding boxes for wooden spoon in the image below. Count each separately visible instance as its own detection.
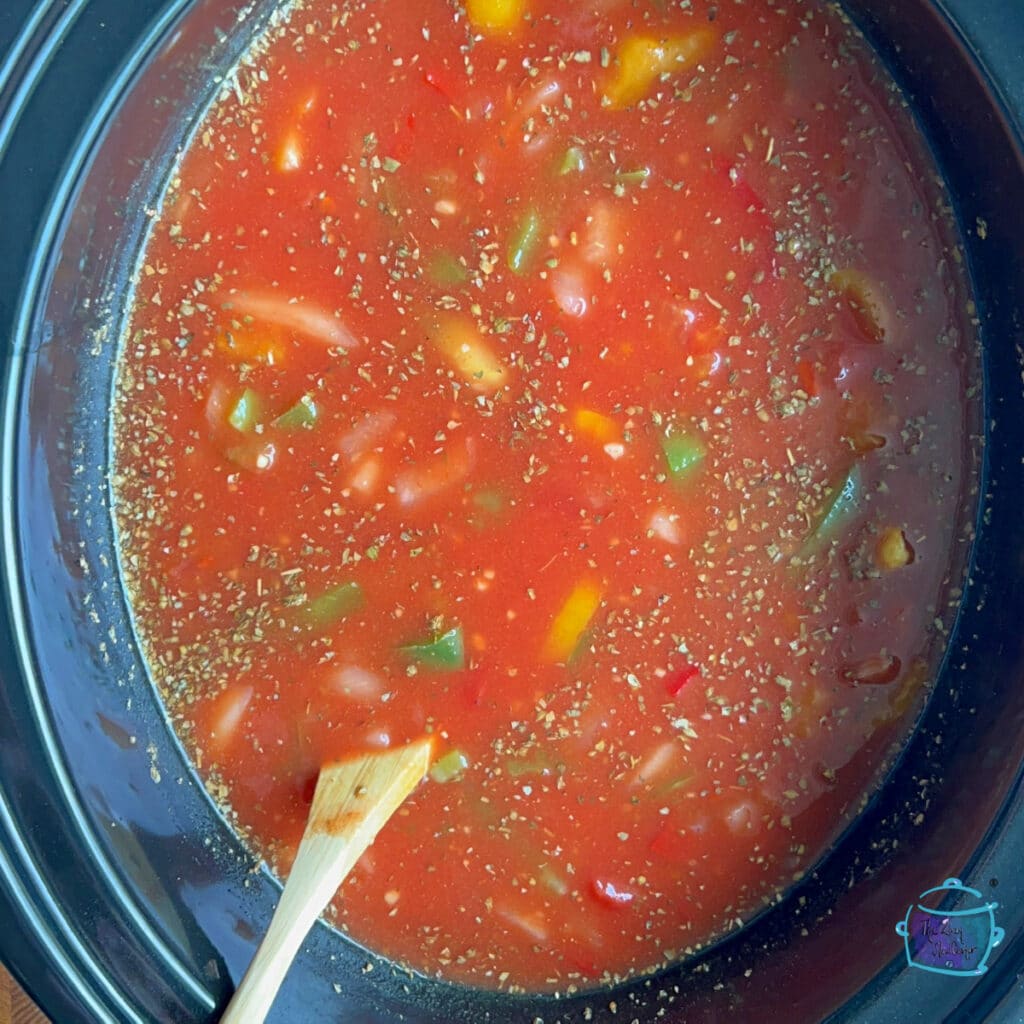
[221,736,435,1024]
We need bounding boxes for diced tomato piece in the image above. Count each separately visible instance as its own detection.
[298,769,319,805]
[704,156,777,280]
[665,663,700,697]
[461,671,489,709]
[797,358,819,397]
[648,820,690,861]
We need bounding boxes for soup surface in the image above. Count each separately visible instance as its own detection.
[113,0,977,993]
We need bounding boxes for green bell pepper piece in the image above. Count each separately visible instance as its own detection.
[801,464,862,555]
[428,251,469,286]
[399,626,465,670]
[429,748,470,783]
[305,581,365,626]
[228,388,264,432]
[507,209,542,275]
[273,394,319,430]
[559,146,586,175]
[660,432,706,479]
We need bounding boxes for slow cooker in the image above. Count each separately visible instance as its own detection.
[1,0,1022,1021]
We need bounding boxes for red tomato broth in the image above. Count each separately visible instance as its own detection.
[113,0,978,994]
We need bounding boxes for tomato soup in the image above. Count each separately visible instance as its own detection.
[113,0,978,994]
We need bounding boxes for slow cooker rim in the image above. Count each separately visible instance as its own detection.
[0,3,220,1019]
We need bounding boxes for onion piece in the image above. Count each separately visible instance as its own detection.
[724,799,761,836]
[498,905,549,943]
[551,268,589,318]
[338,411,397,460]
[349,456,381,496]
[395,437,475,507]
[582,201,618,266]
[649,510,682,546]
[326,665,385,701]
[204,380,230,432]
[503,76,562,153]
[229,291,359,350]
[362,728,392,749]
[208,684,253,750]
[631,739,678,787]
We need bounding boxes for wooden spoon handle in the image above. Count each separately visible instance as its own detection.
[218,886,316,1024]
[221,737,434,1024]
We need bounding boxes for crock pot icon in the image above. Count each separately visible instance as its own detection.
[895,878,1004,977]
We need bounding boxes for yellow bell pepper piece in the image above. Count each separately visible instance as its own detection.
[543,581,603,663]
[466,0,525,35]
[828,268,894,343]
[428,313,509,393]
[605,29,717,109]
[573,408,619,444]
[876,527,915,570]
[883,658,929,723]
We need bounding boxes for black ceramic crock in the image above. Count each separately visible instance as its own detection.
[1,1,1022,1021]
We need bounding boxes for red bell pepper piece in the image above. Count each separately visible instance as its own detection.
[666,663,700,697]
